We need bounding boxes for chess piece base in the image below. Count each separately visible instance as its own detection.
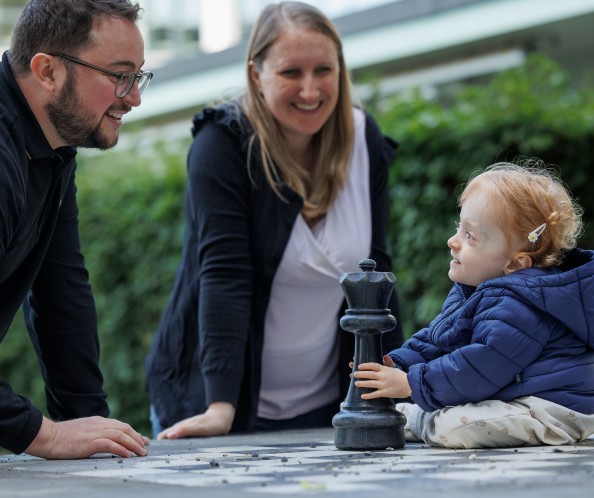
[333,408,406,450]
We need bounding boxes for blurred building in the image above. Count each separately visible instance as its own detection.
[1,0,593,130]
[138,0,393,59]
[0,2,20,50]
[132,0,594,127]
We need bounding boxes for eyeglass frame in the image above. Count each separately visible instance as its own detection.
[48,53,153,98]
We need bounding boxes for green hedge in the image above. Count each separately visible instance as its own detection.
[0,140,190,436]
[75,141,190,431]
[0,54,592,437]
[375,54,594,336]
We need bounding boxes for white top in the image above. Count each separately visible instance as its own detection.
[258,108,372,419]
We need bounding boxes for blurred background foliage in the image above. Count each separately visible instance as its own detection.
[376,53,594,336]
[0,54,592,436]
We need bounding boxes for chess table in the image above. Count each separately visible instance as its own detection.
[1,428,594,497]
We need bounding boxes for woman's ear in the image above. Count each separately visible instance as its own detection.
[248,60,262,93]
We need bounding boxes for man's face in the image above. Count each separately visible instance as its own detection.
[46,17,146,149]
[46,66,120,150]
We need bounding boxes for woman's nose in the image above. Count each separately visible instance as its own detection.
[300,74,319,99]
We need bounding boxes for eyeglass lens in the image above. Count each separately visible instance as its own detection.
[115,72,152,98]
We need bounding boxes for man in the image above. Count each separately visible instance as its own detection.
[0,0,153,459]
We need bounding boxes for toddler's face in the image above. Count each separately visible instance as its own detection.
[447,188,513,287]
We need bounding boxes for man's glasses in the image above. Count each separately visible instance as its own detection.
[49,53,153,98]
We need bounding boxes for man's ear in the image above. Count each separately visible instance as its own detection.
[29,53,66,94]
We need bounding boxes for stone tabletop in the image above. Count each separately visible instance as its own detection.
[1,428,594,498]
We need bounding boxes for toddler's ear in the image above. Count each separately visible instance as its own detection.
[506,254,532,274]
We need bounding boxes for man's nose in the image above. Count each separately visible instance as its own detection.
[122,82,142,107]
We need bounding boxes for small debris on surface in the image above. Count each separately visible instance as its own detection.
[209,460,220,468]
[300,480,327,492]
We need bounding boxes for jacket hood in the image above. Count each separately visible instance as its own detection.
[485,248,594,348]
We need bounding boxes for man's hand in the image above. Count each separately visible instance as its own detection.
[157,402,235,440]
[25,416,150,460]
[353,358,412,400]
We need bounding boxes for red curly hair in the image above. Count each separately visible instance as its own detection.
[460,160,583,272]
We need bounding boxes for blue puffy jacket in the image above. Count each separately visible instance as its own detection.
[388,248,594,414]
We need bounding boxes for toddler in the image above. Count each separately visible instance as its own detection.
[354,161,594,448]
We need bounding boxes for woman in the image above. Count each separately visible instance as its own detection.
[145,1,403,439]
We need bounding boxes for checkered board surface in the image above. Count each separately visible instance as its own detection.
[7,440,594,494]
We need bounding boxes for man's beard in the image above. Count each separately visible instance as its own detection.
[46,72,124,150]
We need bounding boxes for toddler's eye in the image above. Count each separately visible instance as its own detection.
[455,221,475,240]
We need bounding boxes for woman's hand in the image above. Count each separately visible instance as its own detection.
[353,357,411,400]
[157,402,236,440]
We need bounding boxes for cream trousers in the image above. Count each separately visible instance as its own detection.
[396,397,594,449]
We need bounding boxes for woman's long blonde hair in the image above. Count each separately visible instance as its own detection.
[243,1,355,224]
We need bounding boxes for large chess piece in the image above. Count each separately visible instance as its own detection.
[332,259,406,450]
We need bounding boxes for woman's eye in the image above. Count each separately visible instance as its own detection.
[281,69,299,77]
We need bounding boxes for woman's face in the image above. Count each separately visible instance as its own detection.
[249,27,340,151]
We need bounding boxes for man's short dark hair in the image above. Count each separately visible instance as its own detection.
[9,0,143,75]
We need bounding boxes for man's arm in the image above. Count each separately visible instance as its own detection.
[0,379,43,454]
[24,166,108,420]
